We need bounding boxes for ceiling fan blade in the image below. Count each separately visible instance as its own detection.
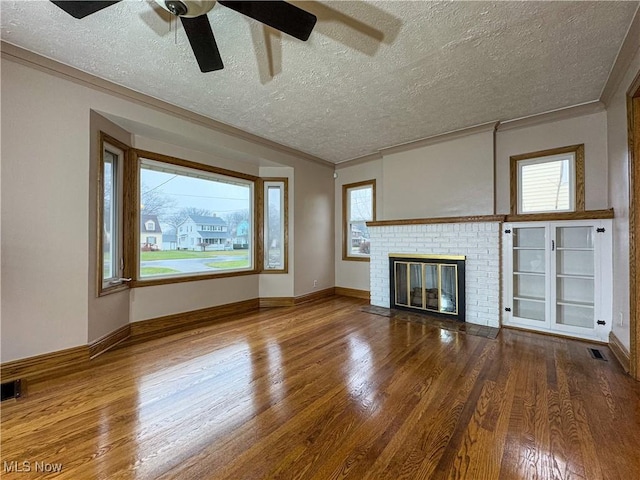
[180,15,224,72]
[50,1,121,19]
[218,1,317,41]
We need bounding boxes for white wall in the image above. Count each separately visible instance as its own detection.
[382,131,495,220]
[293,161,335,296]
[607,47,640,351]
[496,110,609,214]
[1,57,333,362]
[2,60,91,361]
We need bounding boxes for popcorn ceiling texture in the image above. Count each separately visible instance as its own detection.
[1,1,637,163]
[369,222,501,328]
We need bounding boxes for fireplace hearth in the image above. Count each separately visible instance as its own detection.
[389,254,466,322]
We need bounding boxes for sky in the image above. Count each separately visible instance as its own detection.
[141,162,251,216]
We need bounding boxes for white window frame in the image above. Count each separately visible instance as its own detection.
[517,152,576,215]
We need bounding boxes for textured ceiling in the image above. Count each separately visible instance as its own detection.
[1,1,638,163]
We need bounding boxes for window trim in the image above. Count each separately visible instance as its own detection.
[262,177,289,273]
[342,179,376,262]
[97,133,129,296]
[510,144,585,216]
[130,149,260,287]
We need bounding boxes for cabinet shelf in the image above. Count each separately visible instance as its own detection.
[514,296,546,303]
[556,274,594,280]
[557,300,594,308]
[556,247,594,251]
[514,271,545,277]
[513,247,545,251]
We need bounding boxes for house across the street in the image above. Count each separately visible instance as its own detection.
[177,214,230,251]
[140,214,162,251]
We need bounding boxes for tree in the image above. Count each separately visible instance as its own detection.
[224,210,250,240]
[267,202,281,248]
[140,184,177,216]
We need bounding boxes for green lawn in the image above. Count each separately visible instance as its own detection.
[205,260,250,269]
[140,250,246,261]
[140,267,181,275]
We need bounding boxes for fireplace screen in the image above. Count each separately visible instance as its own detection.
[390,255,465,321]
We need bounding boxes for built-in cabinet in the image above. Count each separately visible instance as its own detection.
[503,220,612,342]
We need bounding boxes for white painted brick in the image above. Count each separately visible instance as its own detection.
[369,221,501,328]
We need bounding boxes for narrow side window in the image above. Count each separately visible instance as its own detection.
[98,136,127,294]
[263,178,288,272]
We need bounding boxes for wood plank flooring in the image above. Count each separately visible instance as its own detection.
[1,296,639,479]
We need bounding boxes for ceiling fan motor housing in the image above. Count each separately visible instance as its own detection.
[157,0,216,18]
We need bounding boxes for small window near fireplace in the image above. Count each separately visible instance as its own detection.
[342,180,376,261]
[510,144,585,216]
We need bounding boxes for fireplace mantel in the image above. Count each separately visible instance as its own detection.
[367,215,505,227]
[366,208,614,227]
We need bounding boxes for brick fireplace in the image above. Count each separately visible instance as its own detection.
[367,218,502,327]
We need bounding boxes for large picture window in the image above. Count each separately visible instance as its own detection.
[510,144,585,216]
[135,156,256,282]
[342,180,376,261]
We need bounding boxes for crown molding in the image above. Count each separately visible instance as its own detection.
[379,121,498,156]
[334,151,383,169]
[600,4,640,106]
[334,121,498,169]
[497,101,605,132]
[0,41,334,168]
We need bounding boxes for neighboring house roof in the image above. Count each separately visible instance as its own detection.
[187,215,227,226]
[197,231,229,240]
[141,214,162,233]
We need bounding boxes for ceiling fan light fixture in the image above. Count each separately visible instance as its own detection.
[164,1,187,17]
[156,0,216,18]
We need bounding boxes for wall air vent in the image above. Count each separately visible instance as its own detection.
[1,379,23,401]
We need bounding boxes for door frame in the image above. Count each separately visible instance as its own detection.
[628,74,640,380]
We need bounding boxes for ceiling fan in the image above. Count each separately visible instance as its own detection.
[50,1,317,72]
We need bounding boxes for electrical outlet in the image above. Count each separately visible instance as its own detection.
[313,280,317,288]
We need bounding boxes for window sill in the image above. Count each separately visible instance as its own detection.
[342,255,371,262]
[98,283,129,297]
[131,268,259,288]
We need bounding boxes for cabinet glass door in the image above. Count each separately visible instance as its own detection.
[512,227,547,322]
[554,226,595,329]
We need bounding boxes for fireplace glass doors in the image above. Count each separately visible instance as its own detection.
[390,255,465,321]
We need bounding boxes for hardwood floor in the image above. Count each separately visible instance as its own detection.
[2,296,639,479]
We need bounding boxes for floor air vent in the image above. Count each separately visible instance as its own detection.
[588,348,607,361]
[1,379,22,401]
